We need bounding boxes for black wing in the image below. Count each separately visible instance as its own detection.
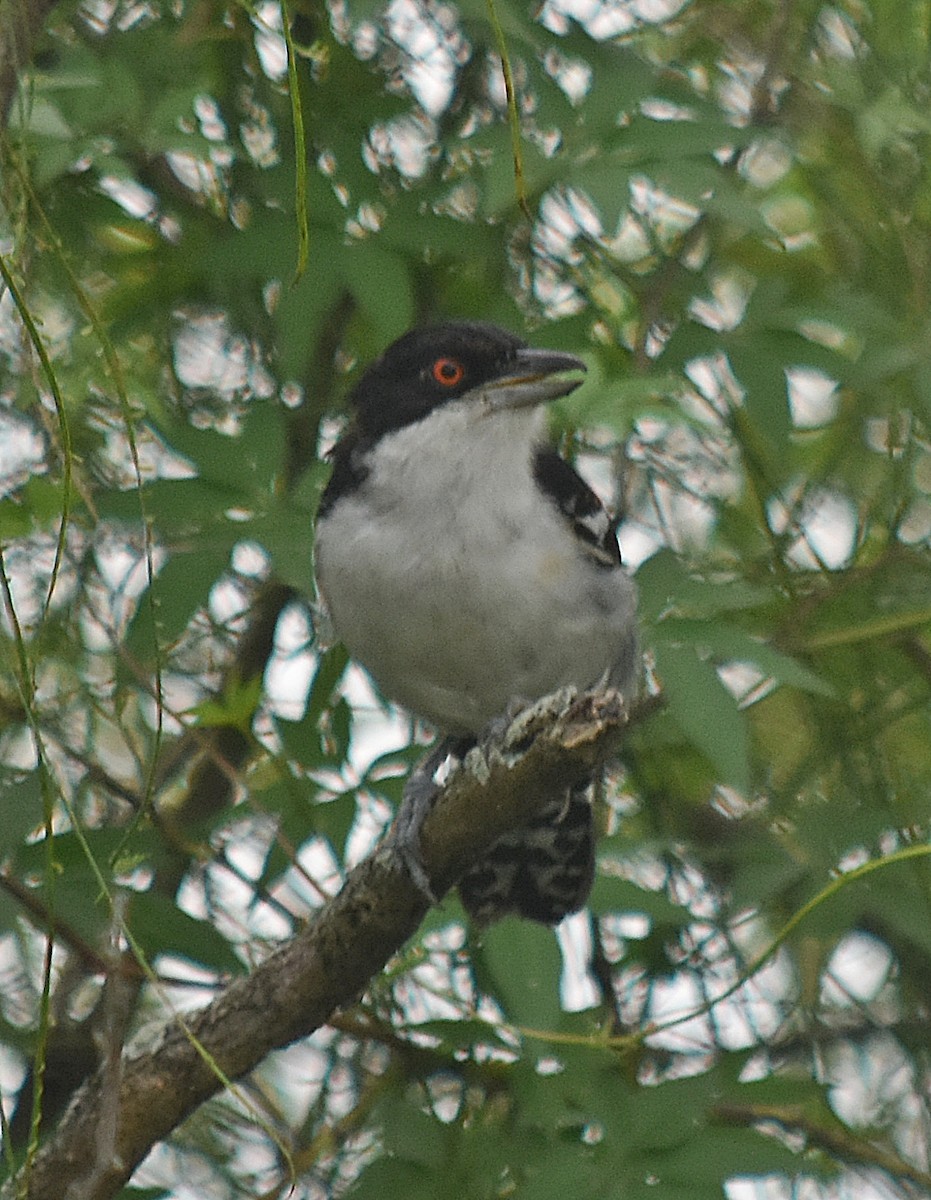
[533,448,621,569]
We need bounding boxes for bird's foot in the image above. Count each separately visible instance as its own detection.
[389,735,471,904]
[479,688,579,761]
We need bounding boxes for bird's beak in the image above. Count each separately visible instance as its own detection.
[482,346,587,412]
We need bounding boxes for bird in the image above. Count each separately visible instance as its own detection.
[314,320,638,923]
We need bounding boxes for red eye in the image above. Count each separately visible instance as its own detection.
[431,357,466,387]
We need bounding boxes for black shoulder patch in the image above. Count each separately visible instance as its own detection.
[533,448,621,569]
[318,432,369,518]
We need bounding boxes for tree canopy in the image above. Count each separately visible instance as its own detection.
[2,0,931,1197]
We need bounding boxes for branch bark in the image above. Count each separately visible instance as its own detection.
[2,687,627,1200]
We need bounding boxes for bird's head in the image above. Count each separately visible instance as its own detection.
[347,321,586,440]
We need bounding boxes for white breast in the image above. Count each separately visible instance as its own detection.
[315,401,637,734]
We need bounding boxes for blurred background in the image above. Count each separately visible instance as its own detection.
[2,0,931,1196]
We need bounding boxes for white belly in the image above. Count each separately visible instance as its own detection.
[315,404,637,734]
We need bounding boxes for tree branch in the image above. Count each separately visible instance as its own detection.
[713,1101,931,1193]
[2,687,627,1200]
[7,580,298,1149]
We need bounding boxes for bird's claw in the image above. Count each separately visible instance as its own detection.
[389,736,466,905]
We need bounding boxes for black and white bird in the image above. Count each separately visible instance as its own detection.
[314,321,638,923]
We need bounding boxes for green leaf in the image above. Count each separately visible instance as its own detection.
[636,551,774,624]
[127,892,243,973]
[383,1098,448,1168]
[154,402,285,496]
[343,0,389,19]
[407,1017,513,1053]
[471,920,564,1028]
[251,774,351,887]
[347,1159,429,1198]
[590,876,690,929]
[340,244,416,344]
[728,338,794,467]
[190,676,264,730]
[125,548,231,664]
[656,617,834,697]
[561,370,684,435]
[0,771,45,857]
[653,642,750,790]
[275,645,350,767]
[311,790,358,856]
[248,499,318,595]
[0,498,34,539]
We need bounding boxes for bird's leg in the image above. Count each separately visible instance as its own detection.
[390,734,473,903]
[475,696,529,749]
[389,689,594,910]
[390,697,540,902]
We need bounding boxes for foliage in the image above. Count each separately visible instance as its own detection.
[2,0,931,1196]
